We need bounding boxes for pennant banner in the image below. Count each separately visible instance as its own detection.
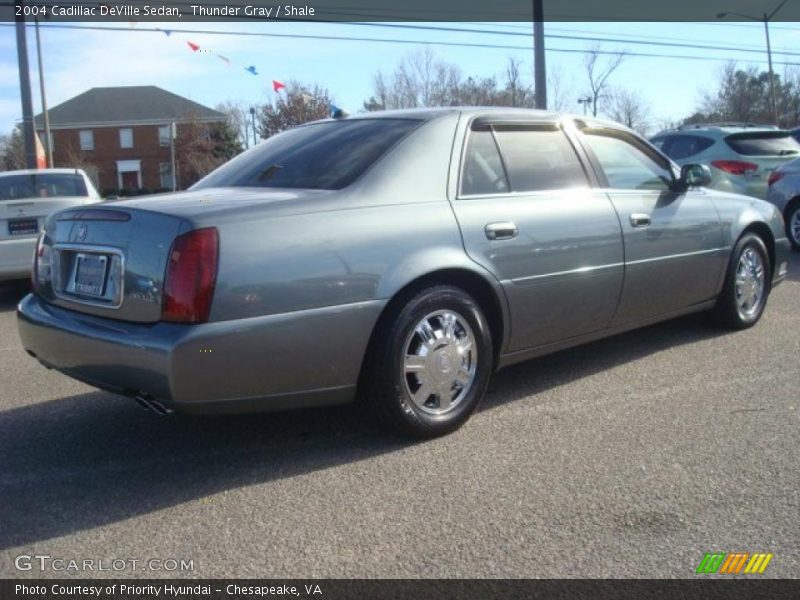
[125,20,343,118]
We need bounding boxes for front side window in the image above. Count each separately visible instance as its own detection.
[119,128,133,149]
[492,125,588,192]
[79,130,93,151]
[583,130,673,191]
[460,127,508,196]
[192,118,421,191]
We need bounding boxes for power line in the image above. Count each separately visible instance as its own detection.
[3,22,800,67]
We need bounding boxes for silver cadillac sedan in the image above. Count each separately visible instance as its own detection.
[17,108,791,437]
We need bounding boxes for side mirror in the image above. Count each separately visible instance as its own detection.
[679,164,712,188]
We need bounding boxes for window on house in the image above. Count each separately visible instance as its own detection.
[159,125,172,146]
[119,128,133,149]
[79,130,93,151]
[159,162,174,189]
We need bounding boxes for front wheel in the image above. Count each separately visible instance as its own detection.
[786,202,800,250]
[363,285,494,438]
[711,233,771,329]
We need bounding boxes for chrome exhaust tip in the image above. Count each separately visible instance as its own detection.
[133,394,173,416]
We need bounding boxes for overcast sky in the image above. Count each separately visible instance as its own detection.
[2,20,799,137]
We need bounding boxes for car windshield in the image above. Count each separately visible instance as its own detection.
[725,132,800,157]
[0,173,88,201]
[192,118,422,191]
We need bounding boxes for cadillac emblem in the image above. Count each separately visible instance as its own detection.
[76,224,88,242]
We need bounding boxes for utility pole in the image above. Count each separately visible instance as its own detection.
[717,0,788,126]
[34,17,52,168]
[763,14,777,125]
[250,107,257,146]
[15,3,37,169]
[533,0,547,110]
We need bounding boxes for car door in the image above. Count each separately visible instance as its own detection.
[450,117,624,353]
[576,124,725,325]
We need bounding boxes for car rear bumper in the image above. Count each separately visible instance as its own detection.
[17,293,385,413]
[0,237,36,281]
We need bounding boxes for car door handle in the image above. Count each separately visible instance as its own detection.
[485,222,518,240]
[629,213,652,228]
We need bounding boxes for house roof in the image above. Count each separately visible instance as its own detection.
[34,86,225,129]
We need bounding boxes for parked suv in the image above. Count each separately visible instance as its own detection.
[651,124,800,199]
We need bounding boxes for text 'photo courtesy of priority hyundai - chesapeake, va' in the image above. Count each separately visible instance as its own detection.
[1,1,799,598]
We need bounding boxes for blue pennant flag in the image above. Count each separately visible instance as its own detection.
[245,66,258,75]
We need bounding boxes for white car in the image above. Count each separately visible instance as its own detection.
[1,169,102,281]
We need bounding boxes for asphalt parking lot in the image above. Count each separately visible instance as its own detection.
[0,253,798,579]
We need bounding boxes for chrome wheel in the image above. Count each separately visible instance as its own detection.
[735,247,765,319]
[790,208,800,246]
[402,310,477,415]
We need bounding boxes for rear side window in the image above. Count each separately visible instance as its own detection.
[460,123,588,196]
[657,134,715,160]
[725,132,800,157]
[0,173,88,201]
[492,125,588,192]
[460,127,509,196]
[191,118,421,191]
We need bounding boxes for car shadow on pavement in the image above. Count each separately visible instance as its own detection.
[0,308,736,552]
[0,281,30,311]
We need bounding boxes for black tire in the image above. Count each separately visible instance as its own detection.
[362,285,494,438]
[711,233,771,329]
[785,201,800,251]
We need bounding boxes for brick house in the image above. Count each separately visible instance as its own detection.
[34,86,226,194]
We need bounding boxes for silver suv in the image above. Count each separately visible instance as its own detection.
[651,124,800,199]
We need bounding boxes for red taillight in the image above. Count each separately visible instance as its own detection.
[711,160,758,175]
[162,228,219,324]
[767,171,785,186]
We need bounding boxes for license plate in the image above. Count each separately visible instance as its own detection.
[73,253,108,297]
[8,218,38,236]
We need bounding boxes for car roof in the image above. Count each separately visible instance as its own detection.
[0,168,87,177]
[318,106,633,133]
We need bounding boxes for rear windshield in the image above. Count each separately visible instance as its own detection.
[192,118,421,191]
[725,132,800,157]
[0,173,88,201]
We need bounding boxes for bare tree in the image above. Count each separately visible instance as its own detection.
[216,100,251,149]
[547,65,574,112]
[370,48,461,109]
[606,87,652,135]
[584,44,627,117]
[368,51,539,109]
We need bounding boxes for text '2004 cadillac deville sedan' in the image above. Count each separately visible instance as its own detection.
[17,108,791,437]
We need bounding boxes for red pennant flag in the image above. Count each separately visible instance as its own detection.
[187,41,200,52]
[272,80,286,92]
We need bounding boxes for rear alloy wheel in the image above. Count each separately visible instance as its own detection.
[365,285,493,438]
[786,203,800,250]
[712,233,771,329]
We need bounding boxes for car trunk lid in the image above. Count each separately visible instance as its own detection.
[36,205,187,323]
